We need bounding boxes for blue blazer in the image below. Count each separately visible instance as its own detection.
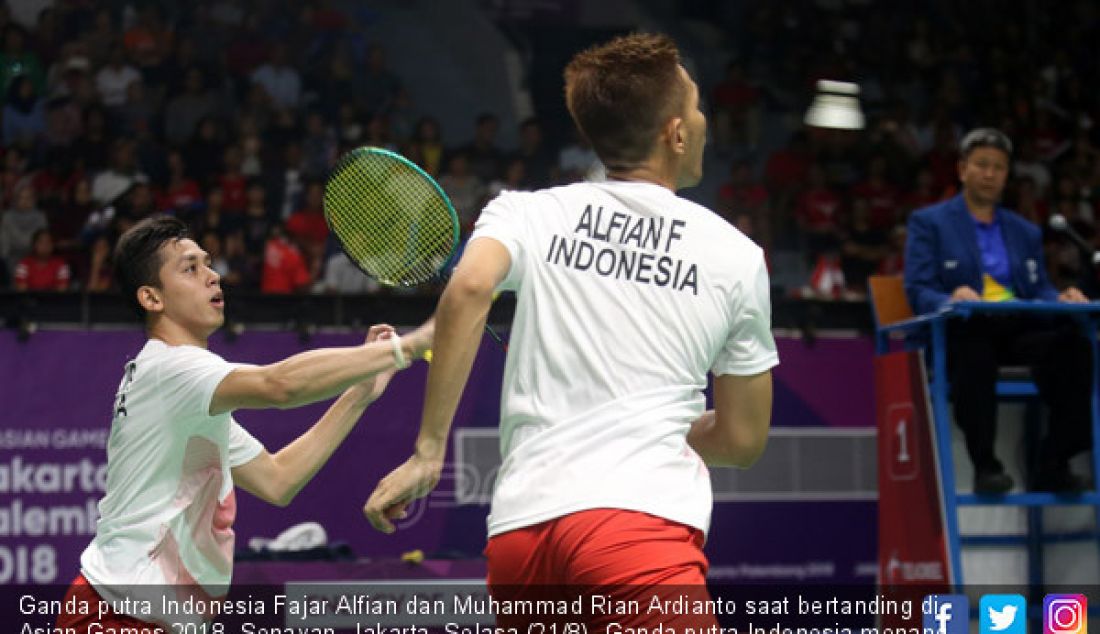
[904,194,1057,315]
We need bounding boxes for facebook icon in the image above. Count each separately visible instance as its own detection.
[924,595,970,634]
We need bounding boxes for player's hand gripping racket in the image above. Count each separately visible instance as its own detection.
[323,146,506,358]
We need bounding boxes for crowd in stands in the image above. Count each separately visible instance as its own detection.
[705,0,1100,298]
[2,1,1099,302]
[0,1,601,295]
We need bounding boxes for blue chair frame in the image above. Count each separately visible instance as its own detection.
[869,276,1100,588]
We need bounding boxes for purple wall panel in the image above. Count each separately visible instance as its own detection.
[0,330,876,585]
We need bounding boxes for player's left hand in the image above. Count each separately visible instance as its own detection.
[1058,287,1089,303]
[363,453,442,533]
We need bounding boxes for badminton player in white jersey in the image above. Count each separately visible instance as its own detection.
[57,216,433,629]
[365,33,777,629]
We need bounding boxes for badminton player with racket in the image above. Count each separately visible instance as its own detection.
[364,33,778,629]
[57,216,433,630]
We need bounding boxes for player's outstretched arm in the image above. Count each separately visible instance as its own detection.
[363,237,511,533]
[687,371,772,467]
[209,319,434,416]
[232,325,402,507]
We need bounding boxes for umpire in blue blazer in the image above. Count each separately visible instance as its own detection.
[904,128,1093,494]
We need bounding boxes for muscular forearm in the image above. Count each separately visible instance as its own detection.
[267,338,416,409]
[415,281,493,463]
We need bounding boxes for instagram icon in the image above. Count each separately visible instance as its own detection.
[1044,595,1087,634]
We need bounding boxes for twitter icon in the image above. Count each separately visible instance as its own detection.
[981,594,1027,634]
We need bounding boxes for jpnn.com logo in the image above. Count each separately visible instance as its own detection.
[923,595,969,634]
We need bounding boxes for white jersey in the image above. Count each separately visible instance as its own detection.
[80,340,264,618]
[470,181,778,538]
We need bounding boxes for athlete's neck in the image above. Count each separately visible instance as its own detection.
[605,165,676,191]
[148,319,210,348]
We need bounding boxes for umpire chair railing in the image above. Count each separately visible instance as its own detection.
[868,274,1100,589]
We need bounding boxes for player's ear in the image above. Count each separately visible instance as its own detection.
[665,116,686,155]
[138,285,163,313]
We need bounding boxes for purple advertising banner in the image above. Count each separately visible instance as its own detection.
[0,330,876,586]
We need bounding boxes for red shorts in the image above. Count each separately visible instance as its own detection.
[485,508,717,631]
[55,574,166,632]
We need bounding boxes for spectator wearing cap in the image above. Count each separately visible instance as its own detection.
[904,127,1093,495]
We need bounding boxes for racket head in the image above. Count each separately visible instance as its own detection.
[324,146,460,287]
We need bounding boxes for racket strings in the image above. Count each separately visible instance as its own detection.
[325,149,456,286]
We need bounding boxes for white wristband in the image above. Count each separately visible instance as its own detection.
[390,333,410,370]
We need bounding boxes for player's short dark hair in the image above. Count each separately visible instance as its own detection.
[959,127,1013,159]
[563,32,686,170]
[114,215,189,319]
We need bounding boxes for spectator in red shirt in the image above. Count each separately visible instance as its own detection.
[763,133,812,244]
[796,163,843,262]
[716,161,770,247]
[158,150,202,215]
[764,132,811,194]
[14,229,70,291]
[285,180,329,275]
[851,155,900,232]
[262,223,312,294]
[219,145,248,213]
[711,61,760,152]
